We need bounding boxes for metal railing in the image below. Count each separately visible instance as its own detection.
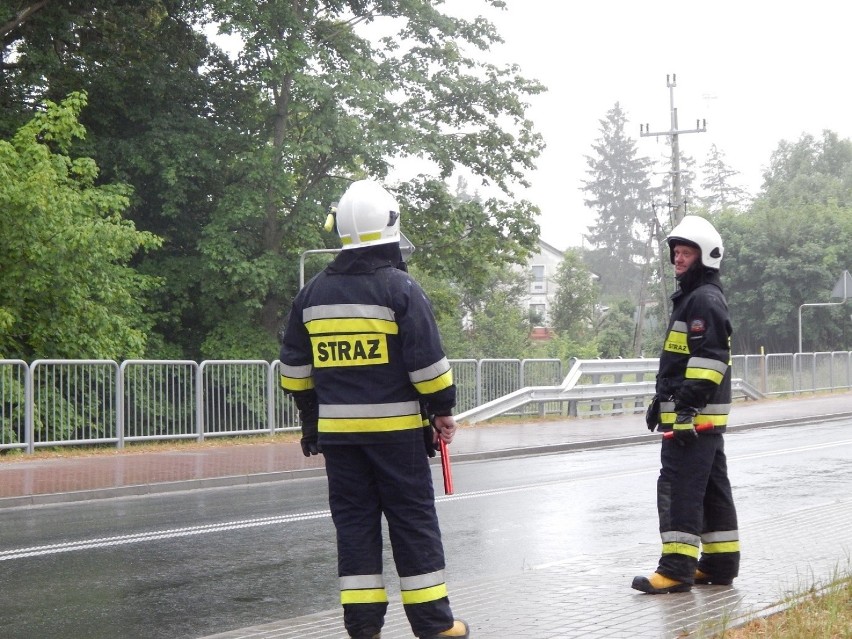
[1,352,849,452]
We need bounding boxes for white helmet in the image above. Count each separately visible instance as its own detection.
[335,180,400,250]
[666,215,724,269]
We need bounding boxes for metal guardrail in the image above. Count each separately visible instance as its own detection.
[455,357,767,425]
[0,352,849,451]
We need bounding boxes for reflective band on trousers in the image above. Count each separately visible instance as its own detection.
[661,531,700,558]
[400,570,448,605]
[340,574,388,605]
[701,529,740,554]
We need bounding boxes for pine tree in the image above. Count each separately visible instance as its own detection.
[700,144,749,212]
[582,103,657,300]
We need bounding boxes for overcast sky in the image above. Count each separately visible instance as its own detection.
[440,0,852,251]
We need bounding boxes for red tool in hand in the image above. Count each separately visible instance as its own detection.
[438,438,454,495]
[663,422,715,439]
[430,415,454,495]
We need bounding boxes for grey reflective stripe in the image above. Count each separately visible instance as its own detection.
[303,304,395,322]
[279,363,312,378]
[687,356,728,374]
[340,574,385,590]
[319,400,420,418]
[399,569,445,591]
[671,321,688,333]
[660,401,676,413]
[409,357,451,383]
[700,403,731,415]
[701,530,739,543]
[661,531,701,546]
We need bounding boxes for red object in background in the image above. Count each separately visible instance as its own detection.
[439,439,454,495]
[662,422,715,439]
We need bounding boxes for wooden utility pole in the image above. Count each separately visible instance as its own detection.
[640,74,706,224]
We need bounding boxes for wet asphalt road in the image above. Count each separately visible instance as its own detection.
[0,419,850,639]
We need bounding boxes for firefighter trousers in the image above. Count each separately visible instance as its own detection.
[323,441,454,639]
[656,433,740,583]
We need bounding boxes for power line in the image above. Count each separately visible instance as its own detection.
[639,74,706,224]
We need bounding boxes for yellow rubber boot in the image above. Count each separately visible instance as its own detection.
[694,568,733,585]
[631,572,691,594]
[423,619,470,638]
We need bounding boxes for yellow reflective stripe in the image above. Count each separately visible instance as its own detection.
[400,583,448,605]
[305,317,398,335]
[664,330,689,354]
[319,414,423,433]
[661,412,729,427]
[662,542,700,559]
[701,541,740,554]
[340,588,388,605]
[686,367,724,384]
[413,369,453,395]
[695,413,728,427]
[279,374,314,392]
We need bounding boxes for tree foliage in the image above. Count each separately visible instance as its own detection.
[0,92,161,359]
[717,130,852,353]
[2,0,544,360]
[760,130,852,208]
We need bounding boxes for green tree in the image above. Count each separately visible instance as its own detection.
[0,92,161,359]
[718,205,852,353]
[4,1,544,360]
[719,130,852,354]
[549,249,599,340]
[596,298,636,358]
[760,130,852,208]
[201,0,544,357]
[2,0,250,359]
[582,102,657,300]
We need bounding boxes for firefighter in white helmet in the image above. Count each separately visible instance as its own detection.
[633,215,741,594]
[279,180,469,638]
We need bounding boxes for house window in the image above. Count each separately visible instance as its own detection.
[530,264,546,293]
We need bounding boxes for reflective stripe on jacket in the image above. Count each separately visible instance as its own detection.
[657,272,732,433]
[279,247,455,444]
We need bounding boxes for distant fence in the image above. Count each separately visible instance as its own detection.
[1,352,849,453]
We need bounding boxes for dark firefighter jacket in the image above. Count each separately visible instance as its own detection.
[278,243,455,446]
[656,267,733,433]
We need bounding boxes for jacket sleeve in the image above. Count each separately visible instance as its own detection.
[675,287,732,411]
[395,276,456,415]
[278,296,318,418]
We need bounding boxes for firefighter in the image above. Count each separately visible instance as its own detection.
[632,215,741,594]
[278,180,469,639]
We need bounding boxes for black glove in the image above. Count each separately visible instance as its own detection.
[300,420,320,457]
[645,395,660,432]
[672,408,699,446]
